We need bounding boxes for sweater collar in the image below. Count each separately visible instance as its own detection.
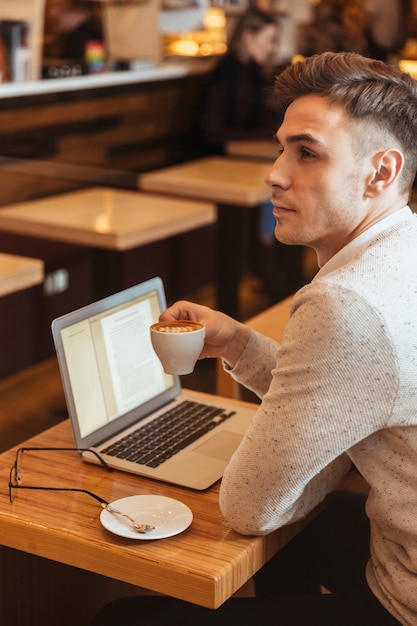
[315,206,412,279]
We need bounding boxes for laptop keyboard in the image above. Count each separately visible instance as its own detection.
[101,400,236,468]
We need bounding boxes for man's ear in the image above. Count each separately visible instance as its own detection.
[364,149,404,197]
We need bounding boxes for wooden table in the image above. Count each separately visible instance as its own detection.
[226,139,279,161]
[217,295,293,400]
[0,252,43,297]
[0,187,216,299]
[0,252,45,377]
[0,392,317,623]
[139,156,272,319]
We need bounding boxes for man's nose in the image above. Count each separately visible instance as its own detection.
[265,156,289,190]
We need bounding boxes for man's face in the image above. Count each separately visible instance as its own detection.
[266,94,374,266]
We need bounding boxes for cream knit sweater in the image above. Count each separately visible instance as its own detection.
[220,207,417,625]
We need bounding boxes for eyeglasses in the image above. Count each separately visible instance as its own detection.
[8,446,155,533]
[8,446,112,504]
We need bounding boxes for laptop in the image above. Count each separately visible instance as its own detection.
[51,277,255,490]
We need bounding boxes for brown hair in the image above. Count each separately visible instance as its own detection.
[273,52,417,192]
[228,7,277,61]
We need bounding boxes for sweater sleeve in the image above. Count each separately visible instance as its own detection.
[222,329,279,399]
[219,283,398,535]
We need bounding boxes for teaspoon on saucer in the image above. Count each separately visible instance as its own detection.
[101,503,155,533]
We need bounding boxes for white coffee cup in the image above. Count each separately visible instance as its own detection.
[150,320,205,375]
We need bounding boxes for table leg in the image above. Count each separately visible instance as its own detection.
[91,245,176,301]
[92,249,125,300]
[216,203,246,320]
[91,242,189,303]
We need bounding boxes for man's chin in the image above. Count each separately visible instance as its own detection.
[275,229,300,246]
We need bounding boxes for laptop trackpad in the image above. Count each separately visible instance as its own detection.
[193,431,243,461]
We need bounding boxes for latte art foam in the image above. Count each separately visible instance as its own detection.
[158,325,197,333]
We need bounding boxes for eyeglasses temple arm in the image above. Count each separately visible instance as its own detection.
[17,447,113,472]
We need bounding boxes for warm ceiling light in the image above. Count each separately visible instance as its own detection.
[399,59,417,78]
[169,40,200,56]
[203,7,226,30]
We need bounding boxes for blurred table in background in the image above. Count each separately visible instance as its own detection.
[139,156,272,319]
[0,252,43,297]
[0,187,216,300]
[0,253,44,378]
[226,139,278,161]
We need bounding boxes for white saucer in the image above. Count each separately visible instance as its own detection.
[100,495,193,540]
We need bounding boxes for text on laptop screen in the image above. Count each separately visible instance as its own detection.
[60,288,175,438]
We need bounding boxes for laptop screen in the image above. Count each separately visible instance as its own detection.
[52,278,180,448]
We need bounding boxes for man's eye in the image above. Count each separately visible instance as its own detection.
[300,148,316,159]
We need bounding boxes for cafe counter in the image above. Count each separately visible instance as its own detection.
[0,58,215,207]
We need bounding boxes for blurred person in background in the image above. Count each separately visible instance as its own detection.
[364,0,412,63]
[340,1,370,55]
[199,6,280,155]
[301,0,369,57]
[302,0,412,64]
[198,7,306,302]
[301,1,345,57]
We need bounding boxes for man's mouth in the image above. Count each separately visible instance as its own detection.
[272,203,294,214]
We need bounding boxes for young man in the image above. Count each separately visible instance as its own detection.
[90,52,417,625]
